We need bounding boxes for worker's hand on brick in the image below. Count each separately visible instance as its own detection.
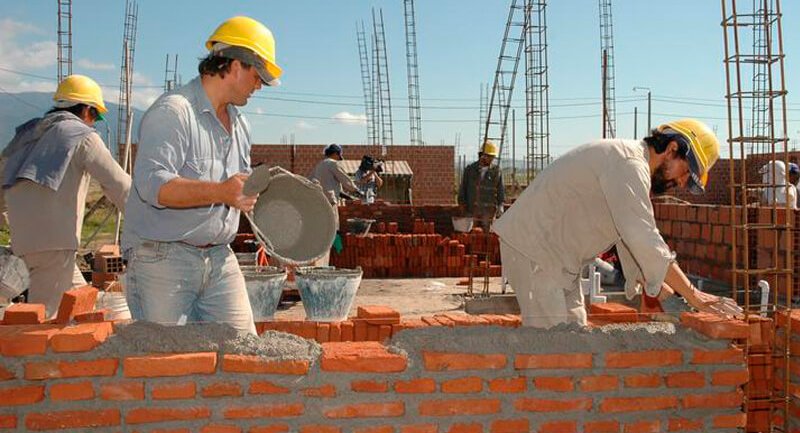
[220,173,258,212]
[684,287,743,319]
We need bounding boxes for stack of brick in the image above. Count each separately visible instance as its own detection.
[331,232,504,278]
[1,285,102,326]
[452,228,502,265]
[0,309,749,432]
[90,244,124,291]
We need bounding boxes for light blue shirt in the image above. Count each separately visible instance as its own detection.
[122,77,251,250]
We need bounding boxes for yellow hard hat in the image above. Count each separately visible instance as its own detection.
[206,16,283,85]
[658,118,720,195]
[53,74,108,114]
[482,140,499,157]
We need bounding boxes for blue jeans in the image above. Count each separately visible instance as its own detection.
[125,241,256,334]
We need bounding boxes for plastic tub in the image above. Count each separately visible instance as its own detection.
[240,266,287,321]
[452,216,474,233]
[295,267,362,322]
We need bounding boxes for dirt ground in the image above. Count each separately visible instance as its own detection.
[274,277,507,320]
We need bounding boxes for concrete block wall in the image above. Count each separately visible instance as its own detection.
[250,145,456,205]
[0,313,748,433]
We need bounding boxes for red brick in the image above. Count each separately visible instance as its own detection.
[399,425,437,433]
[323,401,404,418]
[25,409,119,430]
[423,351,506,371]
[690,348,744,364]
[0,385,44,406]
[50,322,113,352]
[223,404,304,419]
[489,376,527,393]
[152,382,196,400]
[682,391,742,408]
[353,426,394,433]
[580,375,619,392]
[54,285,98,324]
[667,418,703,431]
[711,369,749,386]
[0,365,14,381]
[600,396,678,413]
[534,376,573,392]
[124,352,217,377]
[665,371,705,388]
[490,418,529,433]
[0,325,59,356]
[394,378,436,394]
[50,381,94,401]
[515,397,592,412]
[299,425,340,433]
[351,380,389,392]
[515,353,592,369]
[584,420,620,433]
[201,425,242,433]
[222,355,309,375]
[623,374,661,388]
[2,303,45,325]
[0,414,15,429]
[249,425,290,433]
[357,305,400,321]
[321,342,407,372]
[419,399,501,416]
[127,407,212,424]
[624,420,660,433]
[588,302,639,323]
[681,312,749,339]
[73,310,108,323]
[202,381,243,398]
[301,384,336,398]
[605,350,682,368]
[249,381,290,395]
[316,323,330,343]
[713,413,746,428]
[539,421,577,433]
[441,376,482,393]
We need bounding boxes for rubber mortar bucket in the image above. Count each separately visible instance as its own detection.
[294,266,362,322]
[251,170,337,264]
[240,266,287,321]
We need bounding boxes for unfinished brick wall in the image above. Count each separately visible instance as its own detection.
[250,145,456,205]
[0,313,748,433]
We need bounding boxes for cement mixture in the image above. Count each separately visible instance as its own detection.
[96,321,320,360]
[388,321,730,355]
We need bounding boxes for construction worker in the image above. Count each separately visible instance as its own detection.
[123,16,283,334]
[493,119,736,328]
[309,144,363,206]
[458,140,505,230]
[789,162,800,188]
[0,75,130,317]
[759,160,797,209]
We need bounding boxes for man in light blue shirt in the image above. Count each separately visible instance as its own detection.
[123,16,283,334]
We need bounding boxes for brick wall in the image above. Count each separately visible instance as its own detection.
[251,145,456,205]
[0,311,748,432]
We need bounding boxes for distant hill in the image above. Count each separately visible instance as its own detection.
[0,92,145,154]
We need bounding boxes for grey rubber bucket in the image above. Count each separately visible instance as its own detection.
[250,170,337,265]
[295,267,362,322]
[240,266,287,321]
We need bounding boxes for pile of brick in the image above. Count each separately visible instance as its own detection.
[1,285,103,327]
[90,244,124,292]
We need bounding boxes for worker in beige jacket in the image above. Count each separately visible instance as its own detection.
[493,119,729,328]
[1,75,131,317]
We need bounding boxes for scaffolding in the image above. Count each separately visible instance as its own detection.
[163,54,179,93]
[524,0,550,183]
[722,0,792,431]
[357,21,377,146]
[116,0,138,152]
[56,0,72,82]
[372,8,394,151]
[478,83,489,155]
[403,0,424,147]
[483,0,531,167]
[598,0,617,138]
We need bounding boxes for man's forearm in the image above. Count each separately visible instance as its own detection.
[663,261,694,299]
[158,177,223,208]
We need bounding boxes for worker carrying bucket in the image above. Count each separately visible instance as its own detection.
[492,119,742,328]
[122,16,285,335]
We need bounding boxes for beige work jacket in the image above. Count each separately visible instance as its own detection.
[2,132,131,256]
[492,139,673,298]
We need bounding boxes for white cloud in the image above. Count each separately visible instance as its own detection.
[77,58,115,71]
[332,111,367,125]
[129,71,162,110]
[255,107,265,115]
[294,120,316,130]
[0,19,55,70]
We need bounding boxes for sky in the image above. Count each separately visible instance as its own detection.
[1,0,800,160]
